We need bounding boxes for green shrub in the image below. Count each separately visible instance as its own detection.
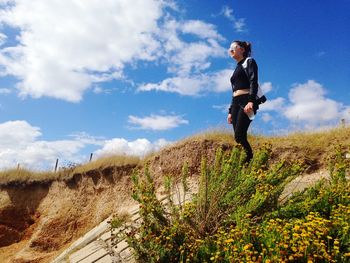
[112,145,350,262]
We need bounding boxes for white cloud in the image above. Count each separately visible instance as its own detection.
[253,80,350,131]
[0,88,11,94]
[0,32,7,46]
[181,20,224,41]
[128,114,188,131]
[220,5,247,32]
[284,80,350,128]
[0,120,86,170]
[138,69,232,95]
[285,80,343,125]
[0,0,165,102]
[159,18,226,76]
[0,120,173,170]
[211,69,234,92]
[256,80,350,129]
[259,97,285,112]
[221,5,233,18]
[260,82,273,94]
[138,76,204,95]
[94,137,171,158]
[0,120,41,147]
[234,18,246,32]
[213,104,230,113]
[0,1,228,102]
[261,113,273,122]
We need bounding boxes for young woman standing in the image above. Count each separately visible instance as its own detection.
[227,40,258,163]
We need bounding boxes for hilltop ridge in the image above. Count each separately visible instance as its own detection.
[0,127,349,262]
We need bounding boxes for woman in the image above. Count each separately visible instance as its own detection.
[227,40,258,163]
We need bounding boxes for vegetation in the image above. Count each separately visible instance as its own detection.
[0,168,57,186]
[0,154,140,186]
[113,143,350,262]
[72,154,140,174]
[1,126,349,186]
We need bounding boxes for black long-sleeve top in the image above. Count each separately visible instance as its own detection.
[230,57,259,103]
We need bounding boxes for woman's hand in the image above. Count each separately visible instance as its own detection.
[244,102,254,114]
[227,113,232,124]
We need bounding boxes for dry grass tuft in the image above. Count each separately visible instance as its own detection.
[0,168,58,186]
[261,126,350,154]
[172,128,235,146]
[0,155,140,186]
[72,154,141,175]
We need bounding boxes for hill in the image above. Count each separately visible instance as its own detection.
[0,126,349,262]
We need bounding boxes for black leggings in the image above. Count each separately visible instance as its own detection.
[230,95,253,162]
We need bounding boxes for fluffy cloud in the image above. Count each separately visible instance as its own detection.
[94,138,171,158]
[257,80,350,129]
[214,79,350,130]
[128,114,188,131]
[0,120,41,147]
[0,88,11,94]
[138,69,232,95]
[0,32,6,46]
[0,120,85,170]
[260,82,273,94]
[261,113,273,122]
[212,104,230,113]
[259,97,285,112]
[181,20,224,41]
[220,5,247,32]
[0,120,171,170]
[0,0,165,102]
[158,18,226,76]
[284,80,349,128]
[0,1,227,102]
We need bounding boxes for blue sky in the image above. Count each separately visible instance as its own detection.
[0,0,349,170]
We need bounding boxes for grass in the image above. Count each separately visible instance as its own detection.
[180,128,235,145]
[1,125,349,186]
[0,154,141,186]
[261,126,350,149]
[188,126,350,169]
[170,125,350,154]
[72,154,140,174]
[0,168,58,186]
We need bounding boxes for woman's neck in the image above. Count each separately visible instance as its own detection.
[235,56,245,63]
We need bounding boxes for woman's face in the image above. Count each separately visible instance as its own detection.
[229,42,244,60]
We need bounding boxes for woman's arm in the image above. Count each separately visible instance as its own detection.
[246,58,259,103]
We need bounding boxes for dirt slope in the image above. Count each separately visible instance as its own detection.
[0,139,228,263]
[0,165,136,263]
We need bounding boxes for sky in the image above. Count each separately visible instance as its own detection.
[0,0,349,170]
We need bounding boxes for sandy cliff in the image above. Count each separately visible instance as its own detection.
[0,139,227,263]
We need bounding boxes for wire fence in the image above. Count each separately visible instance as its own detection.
[15,153,95,172]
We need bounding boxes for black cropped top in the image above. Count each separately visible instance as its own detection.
[230,57,259,103]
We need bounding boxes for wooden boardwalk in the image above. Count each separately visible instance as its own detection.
[53,186,192,263]
[52,205,139,263]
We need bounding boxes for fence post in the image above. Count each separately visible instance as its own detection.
[341,118,346,127]
[89,153,93,162]
[54,159,59,172]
